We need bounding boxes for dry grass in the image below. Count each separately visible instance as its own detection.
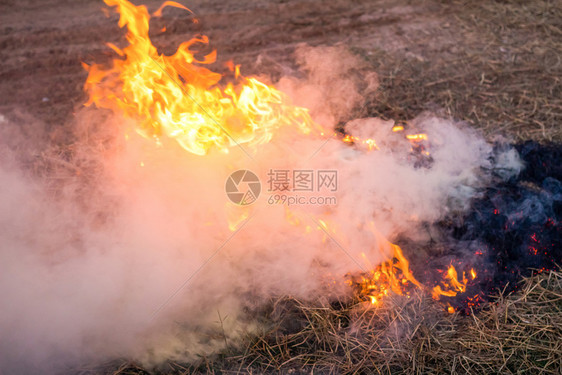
[94,269,562,374]
[230,271,562,374]
[44,1,561,373]
[358,0,562,142]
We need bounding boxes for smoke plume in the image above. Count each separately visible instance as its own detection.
[0,46,519,374]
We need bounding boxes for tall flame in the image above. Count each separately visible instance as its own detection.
[85,0,477,312]
[83,0,317,155]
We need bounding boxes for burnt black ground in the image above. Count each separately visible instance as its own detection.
[422,141,562,313]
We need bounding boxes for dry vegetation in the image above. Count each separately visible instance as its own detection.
[217,270,562,374]
[0,0,560,373]
[85,1,560,374]
[79,270,562,374]
[1,0,560,143]
[359,0,562,142]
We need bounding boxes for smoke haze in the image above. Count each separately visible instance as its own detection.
[0,46,520,374]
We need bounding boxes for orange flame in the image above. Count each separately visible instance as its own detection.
[351,242,421,306]
[86,0,473,312]
[347,222,421,306]
[83,0,318,155]
[355,259,478,309]
[432,264,470,300]
[341,134,379,151]
[406,133,428,142]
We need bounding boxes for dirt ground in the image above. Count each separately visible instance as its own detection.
[0,0,560,144]
[0,1,560,374]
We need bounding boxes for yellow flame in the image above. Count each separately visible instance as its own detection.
[364,138,379,151]
[432,264,470,300]
[284,206,302,226]
[405,133,428,142]
[354,242,421,306]
[226,203,250,231]
[83,0,319,155]
[86,0,470,312]
[350,223,422,305]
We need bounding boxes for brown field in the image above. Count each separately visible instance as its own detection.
[0,0,560,373]
[1,0,560,142]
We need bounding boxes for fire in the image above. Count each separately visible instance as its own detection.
[86,0,476,313]
[432,264,472,300]
[84,1,429,158]
[352,242,421,306]
[347,222,422,305]
[279,210,427,307]
[355,260,478,310]
[83,0,318,155]
[406,133,428,142]
[342,134,379,151]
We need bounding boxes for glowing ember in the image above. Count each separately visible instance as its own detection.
[406,133,428,142]
[341,134,380,151]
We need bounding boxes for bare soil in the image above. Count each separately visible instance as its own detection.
[1,0,560,142]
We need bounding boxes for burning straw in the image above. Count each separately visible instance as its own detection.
[236,270,562,374]
[80,269,562,374]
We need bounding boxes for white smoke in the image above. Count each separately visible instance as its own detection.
[0,46,520,374]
